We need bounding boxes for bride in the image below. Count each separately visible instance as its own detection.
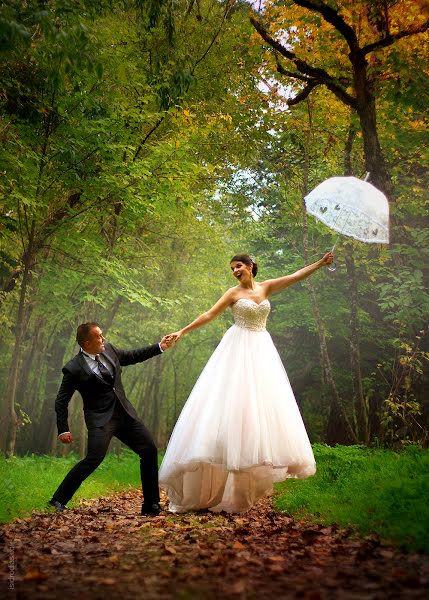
[159,251,334,513]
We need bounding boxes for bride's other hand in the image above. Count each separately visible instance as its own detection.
[320,251,334,266]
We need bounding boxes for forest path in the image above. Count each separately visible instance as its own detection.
[1,488,428,599]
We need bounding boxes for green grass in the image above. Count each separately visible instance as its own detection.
[2,446,428,554]
[0,449,146,522]
[274,444,429,553]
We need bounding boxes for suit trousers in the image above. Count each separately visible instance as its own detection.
[52,402,159,506]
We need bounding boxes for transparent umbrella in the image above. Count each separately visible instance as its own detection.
[304,174,390,271]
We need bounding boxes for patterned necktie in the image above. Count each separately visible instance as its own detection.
[95,354,113,382]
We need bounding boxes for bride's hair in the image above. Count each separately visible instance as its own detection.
[230,254,258,277]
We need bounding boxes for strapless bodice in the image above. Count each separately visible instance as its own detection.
[231,298,270,332]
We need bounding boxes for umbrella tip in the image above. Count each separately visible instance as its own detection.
[363,171,371,181]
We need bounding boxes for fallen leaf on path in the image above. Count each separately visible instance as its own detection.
[23,568,49,582]
[230,579,247,594]
[267,555,286,562]
[2,488,428,600]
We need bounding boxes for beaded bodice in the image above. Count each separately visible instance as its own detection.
[231,298,270,332]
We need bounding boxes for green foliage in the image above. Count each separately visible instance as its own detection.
[0,0,428,454]
[378,330,429,447]
[0,0,273,454]
[274,444,429,553]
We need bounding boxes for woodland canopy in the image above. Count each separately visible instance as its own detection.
[0,0,428,457]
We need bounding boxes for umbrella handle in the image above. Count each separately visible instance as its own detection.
[328,239,338,272]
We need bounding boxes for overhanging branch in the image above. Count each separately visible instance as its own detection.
[251,17,333,81]
[324,81,356,108]
[361,19,429,56]
[276,55,312,81]
[293,0,359,53]
[250,16,296,60]
[251,17,356,108]
[287,80,320,105]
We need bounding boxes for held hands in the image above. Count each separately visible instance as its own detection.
[59,432,73,444]
[320,251,334,267]
[160,334,177,351]
[160,331,183,350]
[169,331,183,344]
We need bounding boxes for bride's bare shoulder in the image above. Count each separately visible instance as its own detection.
[258,280,272,291]
[224,286,241,303]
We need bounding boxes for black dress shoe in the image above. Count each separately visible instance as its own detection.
[141,502,161,516]
[48,499,68,512]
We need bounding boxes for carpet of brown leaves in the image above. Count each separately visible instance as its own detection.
[1,489,428,599]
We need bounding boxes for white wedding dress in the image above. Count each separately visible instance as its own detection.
[159,298,316,513]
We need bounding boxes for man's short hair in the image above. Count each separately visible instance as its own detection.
[76,322,100,347]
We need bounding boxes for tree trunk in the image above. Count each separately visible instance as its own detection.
[344,246,369,443]
[344,119,357,177]
[1,88,59,455]
[306,277,357,445]
[353,58,392,196]
[103,297,123,334]
[15,328,40,414]
[36,322,74,454]
[50,426,59,456]
[0,238,36,455]
[358,102,391,196]
[343,121,369,443]
[301,105,357,444]
[12,321,42,454]
[250,11,394,198]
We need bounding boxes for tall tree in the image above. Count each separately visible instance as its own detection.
[0,0,272,454]
[250,0,429,196]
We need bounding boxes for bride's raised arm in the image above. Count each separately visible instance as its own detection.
[262,252,334,296]
[170,288,236,343]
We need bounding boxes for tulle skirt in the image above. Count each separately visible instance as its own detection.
[159,324,316,513]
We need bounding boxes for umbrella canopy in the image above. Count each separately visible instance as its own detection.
[304,176,389,244]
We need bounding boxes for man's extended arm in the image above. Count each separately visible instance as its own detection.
[112,335,175,366]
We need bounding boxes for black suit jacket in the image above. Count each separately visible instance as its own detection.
[55,342,162,434]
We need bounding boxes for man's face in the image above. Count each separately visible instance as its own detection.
[83,326,105,355]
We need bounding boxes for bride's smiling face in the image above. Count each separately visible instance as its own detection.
[230,261,252,283]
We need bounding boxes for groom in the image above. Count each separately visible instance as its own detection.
[48,322,174,516]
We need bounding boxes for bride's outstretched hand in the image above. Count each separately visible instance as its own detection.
[320,251,334,266]
[169,331,183,344]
